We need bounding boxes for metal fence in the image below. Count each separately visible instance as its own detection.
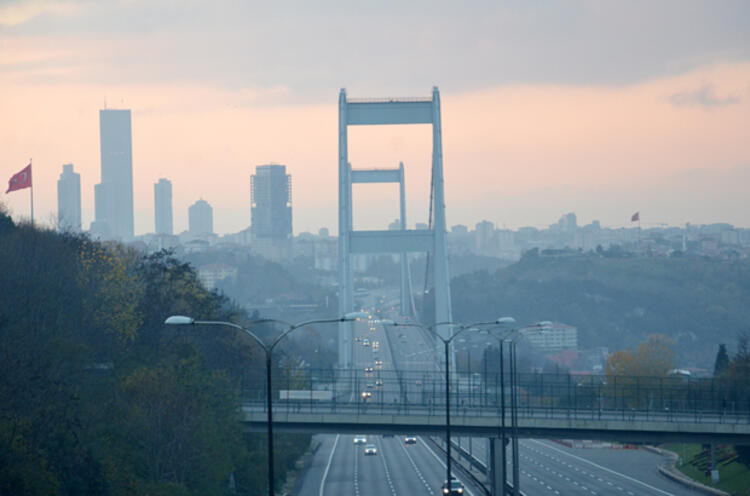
[241,367,750,423]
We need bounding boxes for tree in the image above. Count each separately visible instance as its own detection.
[605,334,675,378]
[634,334,676,377]
[713,344,730,376]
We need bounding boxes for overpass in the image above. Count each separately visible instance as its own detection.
[241,402,750,445]
[239,368,750,445]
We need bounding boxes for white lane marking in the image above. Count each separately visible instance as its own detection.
[529,440,676,496]
[319,434,341,496]
[377,438,398,496]
[419,437,475,496]
[398,439,434,493]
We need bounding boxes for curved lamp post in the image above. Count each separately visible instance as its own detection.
[481,322,547,496]
[165,311,367,496]
[379,317,514,490]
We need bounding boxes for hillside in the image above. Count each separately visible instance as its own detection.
[450,250,750,369]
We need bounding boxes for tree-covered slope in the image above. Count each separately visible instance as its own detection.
[451,250,750,368]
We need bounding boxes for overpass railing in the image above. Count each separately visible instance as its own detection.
[240,368,750,424]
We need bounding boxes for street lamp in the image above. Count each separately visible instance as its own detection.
[381,317,511,490]
[165,311,366,496]
[482,322,547,496]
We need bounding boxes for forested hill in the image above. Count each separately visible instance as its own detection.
[451,250,750,368]
[0,211,308,495]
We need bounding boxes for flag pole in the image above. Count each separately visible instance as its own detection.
[29,159,34,226]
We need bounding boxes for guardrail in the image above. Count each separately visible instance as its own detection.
[241,368,750,423]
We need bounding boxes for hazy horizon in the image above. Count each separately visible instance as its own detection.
[2,1,750,235]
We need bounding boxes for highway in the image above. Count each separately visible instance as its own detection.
[293,309,484,496]
[291,301,701,496]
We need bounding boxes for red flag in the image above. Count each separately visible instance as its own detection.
[6,163,32,193]
[631,212,639,222]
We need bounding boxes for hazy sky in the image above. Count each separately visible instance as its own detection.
[2,0,750,235]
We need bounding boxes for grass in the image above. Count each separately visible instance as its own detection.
[661,443,750,496]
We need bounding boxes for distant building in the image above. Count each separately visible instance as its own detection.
[188,199,213,236]
[251,164,292,240]
[521,321,578,352]
[93,109,134,240]
[250,164,292,260]
[154,178,173,235]
[57,163,81,232]
[475,220,496,254]
[197,263,238,289]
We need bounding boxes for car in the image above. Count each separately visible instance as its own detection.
[375,379,383,388]
[374,359,383,367]
[364,366,374,375]
[442,478,464,495]
[353,435,367,445]
[362,338,370,347]
[366,383,374,390]
[364,444,378,455]
[404,436,417,445]
[361,391,372,400]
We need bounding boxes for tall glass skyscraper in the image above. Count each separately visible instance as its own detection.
[154,178,173,235]
[57,163,81,232]
[92,109,134,240]
[250,164,292,240]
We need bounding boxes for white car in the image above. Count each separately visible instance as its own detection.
[404,436,417,445]
[364,444,378,455]
[353,435,367,445]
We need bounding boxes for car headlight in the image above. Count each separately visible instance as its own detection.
[443,490,449,495]
[457,489,463,494]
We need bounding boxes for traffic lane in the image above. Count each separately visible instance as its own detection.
[291,434,337,496]
[464,436,643,496]
[318,434,355,496]
[378,435,436,496]
[529,439,690,494]
[518,448,607,496]
[357,436,397,496]
[525,440,692,496]
[412,436,486,496]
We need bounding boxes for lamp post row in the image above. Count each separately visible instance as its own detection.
[166,313,537,496]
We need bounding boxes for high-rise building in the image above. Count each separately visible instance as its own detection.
[93,109,134,240]
[154,178,173,235]
[250,164,292,240]
[57,163,81,232]
[188,199,213,236]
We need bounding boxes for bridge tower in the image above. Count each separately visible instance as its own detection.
[338,87,452,367]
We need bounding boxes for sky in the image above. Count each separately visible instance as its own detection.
[2,0,750,235]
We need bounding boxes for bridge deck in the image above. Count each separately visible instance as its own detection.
[241,403,750,444]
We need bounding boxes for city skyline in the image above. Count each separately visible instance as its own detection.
[2,2,750,235]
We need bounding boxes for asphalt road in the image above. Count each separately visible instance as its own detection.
[293,300,702,496]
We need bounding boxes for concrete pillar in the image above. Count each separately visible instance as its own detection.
[489,437,507,496]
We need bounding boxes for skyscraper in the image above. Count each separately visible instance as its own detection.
[93,109,134,240]
[188,199,213,236]
[57,163,81,232]
[154,178,173,235]
[250,164,292,240]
